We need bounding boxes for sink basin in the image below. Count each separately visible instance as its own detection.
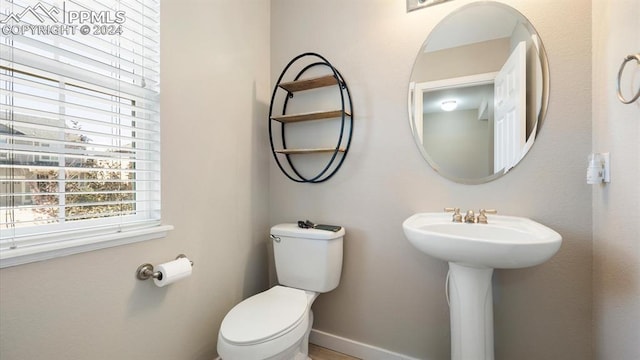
[402,212,562,269]
[403,212,562,359]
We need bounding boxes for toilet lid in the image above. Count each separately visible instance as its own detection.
[220,286,309,345]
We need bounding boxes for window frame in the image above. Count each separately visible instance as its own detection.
[0,0,169,268]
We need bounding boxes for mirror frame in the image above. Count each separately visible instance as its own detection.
[408,1,550,184]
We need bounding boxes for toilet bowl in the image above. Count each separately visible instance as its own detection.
[217,224,344,360]
[217,286,318,360]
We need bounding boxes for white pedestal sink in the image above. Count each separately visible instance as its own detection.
[402,212,562,360]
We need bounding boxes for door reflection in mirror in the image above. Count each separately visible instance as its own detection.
[408,2,549,184]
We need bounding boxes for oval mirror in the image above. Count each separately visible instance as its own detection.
[408,2,549,184]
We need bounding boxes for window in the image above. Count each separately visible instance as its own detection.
[0,0,169,267]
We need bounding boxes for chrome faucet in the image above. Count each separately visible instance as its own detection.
[444,208,463,223]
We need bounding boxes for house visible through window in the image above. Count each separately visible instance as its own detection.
[0,0,167,267]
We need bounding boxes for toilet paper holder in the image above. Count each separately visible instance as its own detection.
[136,254,194,281]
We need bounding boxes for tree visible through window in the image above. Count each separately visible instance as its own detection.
[1,71,138,227]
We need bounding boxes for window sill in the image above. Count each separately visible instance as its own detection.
[0,225,174,269]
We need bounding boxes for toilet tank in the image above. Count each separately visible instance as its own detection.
[271,223,344,293]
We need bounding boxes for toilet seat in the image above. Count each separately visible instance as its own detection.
[220,286,309,346]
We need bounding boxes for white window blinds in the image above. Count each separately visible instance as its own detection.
[0,0,163,264]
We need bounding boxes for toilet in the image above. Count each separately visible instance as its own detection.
[217,223,345,360]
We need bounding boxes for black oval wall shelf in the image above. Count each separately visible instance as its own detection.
[269,52,353,183]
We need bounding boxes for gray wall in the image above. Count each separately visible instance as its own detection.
[423,109,491,179]
[270,0,592,359]
[0,1,271,359]
[592,0,640,359]
[413,38,510,82]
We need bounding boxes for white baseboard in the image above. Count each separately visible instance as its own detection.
[309,329,423,360]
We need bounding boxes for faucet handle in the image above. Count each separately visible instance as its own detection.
[477,209,497,224]
[444,207,462,223]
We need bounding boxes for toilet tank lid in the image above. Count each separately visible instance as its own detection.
[271,223,345,240]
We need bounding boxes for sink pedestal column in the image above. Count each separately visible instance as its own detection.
[448,262,494,360]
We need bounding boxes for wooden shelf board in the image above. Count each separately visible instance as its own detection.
[278,75,338,93]
[271,110,351,123]
[275,147,346,155]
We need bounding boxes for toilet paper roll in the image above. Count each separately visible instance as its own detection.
[153,257,192,287]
